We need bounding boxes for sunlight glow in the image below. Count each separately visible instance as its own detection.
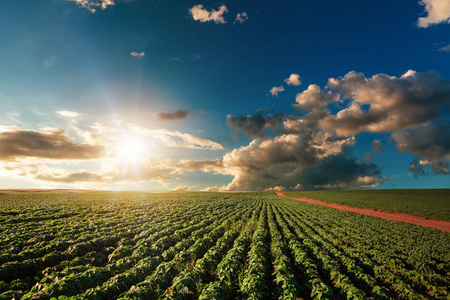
[116,138,147,162]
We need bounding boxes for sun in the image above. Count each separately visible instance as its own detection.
[116,138,147,161]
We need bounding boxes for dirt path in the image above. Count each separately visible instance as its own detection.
[275,192,450,232]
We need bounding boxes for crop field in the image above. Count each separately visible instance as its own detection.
[0,191,449,300]
[283,189,450,221]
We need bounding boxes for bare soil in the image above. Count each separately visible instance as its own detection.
[276,192,450,232]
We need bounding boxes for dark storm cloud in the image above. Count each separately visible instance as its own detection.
[157,109,189,121]
[0,127,103,161]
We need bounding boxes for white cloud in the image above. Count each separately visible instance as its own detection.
[234,12,248,24]
[189,4,228,24]
[57,111,80,118]
[149,129,224,150]
[131,51,145,58]
[418,0,450,28]
[284,74,301,86]
[171,57,181,62]
[43,56,58,68]
[193,55,201,60]
[68,0,116,13]
[270,86,285,97]
[438,44,450,52]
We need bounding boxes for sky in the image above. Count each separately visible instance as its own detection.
[0,0,449,191]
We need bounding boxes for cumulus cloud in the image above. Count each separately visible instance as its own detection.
[234,12,248,24]
[284,74,302,86]
[57,111,80,118]
[270,86,285,97]
[157,109,189,121]
[189,5,228,24]
[68,0,116,13]
[372,139,383,153]
[226,113,286,139]
[418,0,450,28]
[293,84,338,111]
[219,130,379,191]
[223,69,450,190]
[392,119,450,175]
[131,51,145,58]
[0,127,103,161]
[322,70,450,136]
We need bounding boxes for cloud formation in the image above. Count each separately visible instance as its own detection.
[57,111,80,118]
[392,119,450,175]
[372,139,382,154]
[157,109,189,121]
[234,12,248,24]
[225,70,449,190]
[418,0,450,28]
[270,86,285,97]
[284,74,302,86]
[189,5,228,24]
[148,129,224,150]
[68,0,116,13]
[25,158,227,184]
[438,44,450,52]
[226,113,286,139]
[0,127,103,161]
[131,51,145,58]
[321,70,450,135]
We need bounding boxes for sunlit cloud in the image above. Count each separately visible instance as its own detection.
[189,4,228,24]
[270,86,284,97]
[68,0,117,13]
[173,185,190,191]
[57,111,80,118]
[131,51,145,58]
[224,69,449,190]
[148,129,224,150]
[417,0,450,28]
[284,74,301,86]
[234,12,248,25]
[0,126,104,161]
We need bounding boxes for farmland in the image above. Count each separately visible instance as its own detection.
[0,191,449,299]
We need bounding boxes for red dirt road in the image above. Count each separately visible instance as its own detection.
[275,192,450,232]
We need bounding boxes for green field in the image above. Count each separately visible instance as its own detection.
[0,191,449,299]
[284,189,450,221]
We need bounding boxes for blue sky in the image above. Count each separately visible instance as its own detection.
[0,0,449,191]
